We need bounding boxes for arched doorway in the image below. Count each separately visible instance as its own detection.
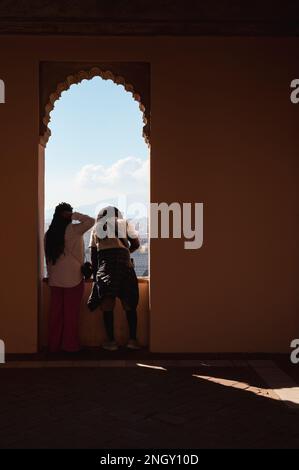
[38,63,151,351]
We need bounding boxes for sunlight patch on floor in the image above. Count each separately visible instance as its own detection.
[136,363,167,371]
[192,374,275,400]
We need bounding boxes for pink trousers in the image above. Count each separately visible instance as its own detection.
[48,280,84,352]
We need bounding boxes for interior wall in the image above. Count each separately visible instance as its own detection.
[0,36,298,352]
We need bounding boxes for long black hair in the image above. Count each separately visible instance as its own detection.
[45,202,73,265]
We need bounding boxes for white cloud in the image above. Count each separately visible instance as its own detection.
[76,156,149,191]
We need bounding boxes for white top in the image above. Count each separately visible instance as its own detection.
[47,212,95,288]
[89,218,138,251]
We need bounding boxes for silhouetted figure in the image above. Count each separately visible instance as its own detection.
[88,206,140,351]
[45,202,94,352]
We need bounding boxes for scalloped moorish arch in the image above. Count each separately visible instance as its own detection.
[38,63,151,350]
[39,65,150,148]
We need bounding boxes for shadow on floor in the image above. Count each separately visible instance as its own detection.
[0,365,298,448]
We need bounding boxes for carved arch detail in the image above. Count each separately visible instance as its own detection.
[39,66,150,147]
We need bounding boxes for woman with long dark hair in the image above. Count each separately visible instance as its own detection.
[88,206,140,351]
[45,202,94,352]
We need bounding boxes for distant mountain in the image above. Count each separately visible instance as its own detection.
[45,201,148,235]
[45,202,97,222]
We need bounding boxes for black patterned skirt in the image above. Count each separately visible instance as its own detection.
[87,248,139,311]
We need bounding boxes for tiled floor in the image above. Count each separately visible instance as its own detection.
[1,355,299,448]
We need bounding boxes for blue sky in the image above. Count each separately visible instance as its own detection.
[45,76,149,219]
